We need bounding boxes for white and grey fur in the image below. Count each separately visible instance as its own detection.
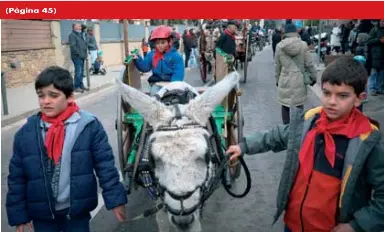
[116,72,240,232]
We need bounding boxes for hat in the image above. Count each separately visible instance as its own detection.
[227,20,238,27]
[284,23,297,34]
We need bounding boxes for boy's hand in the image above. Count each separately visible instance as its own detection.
[132,54,138,60]
[112,205,126,222]
[226,145,242,161]
[16,222,33,232]
[332,223,355,232]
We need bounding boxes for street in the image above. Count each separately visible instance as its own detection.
[1,46,322,232]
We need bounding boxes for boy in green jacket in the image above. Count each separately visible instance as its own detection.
[227,57,384,232]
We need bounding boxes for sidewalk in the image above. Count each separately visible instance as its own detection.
[309,62,384,134]
[1,65,205,127]
[1,65,129,127]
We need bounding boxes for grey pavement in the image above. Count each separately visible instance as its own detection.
[1,46,383,232]
[1,65,123,126]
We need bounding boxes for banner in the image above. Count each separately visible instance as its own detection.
[1,1,384,19]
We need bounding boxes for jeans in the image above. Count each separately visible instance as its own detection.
[89,50,97,65]
[72,58,85,89]
[368,68,384,94]
[282,105,304,125]
[33,208,91,232]
[184,49,191,68]
[191,48,200,69]
[284,226,292,232]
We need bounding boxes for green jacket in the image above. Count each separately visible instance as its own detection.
[240,106,384,232]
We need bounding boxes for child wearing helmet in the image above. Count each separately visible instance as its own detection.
[133,25,185,95]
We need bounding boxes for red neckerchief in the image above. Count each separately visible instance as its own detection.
[224,29,236,41]
[152,44,172,68]
[299,108,373,180]
[41,102,80,165]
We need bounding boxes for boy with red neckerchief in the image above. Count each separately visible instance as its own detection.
[227,57,384,232]
[6,66,127,232]
[133,25,185,96]
[216,20,238,57]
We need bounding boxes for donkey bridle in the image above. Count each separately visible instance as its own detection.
[137,88,229,217]
[152,121,215,216]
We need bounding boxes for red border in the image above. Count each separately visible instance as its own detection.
[1,1,384,19]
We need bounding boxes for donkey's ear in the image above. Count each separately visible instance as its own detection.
[185,72,240,125]
[115,78,173,128]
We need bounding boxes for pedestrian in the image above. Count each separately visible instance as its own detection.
[355,32,370,71]
[87,27,98,67]
[330,24,342,54]
[272,28,282,58]
[6,66,127,232]
[299,27,311,46]
[341,23,351,54]
[227,56,384,232]
[366,19,384,96]
[274,23,317,125]
[202,21,217,75]
[141,37,149,57]
[348,23,359,54]
[182,29,193,68]
[68,22,89,93]
[132,25,184,96]
[189,29,199,68]
[216,20,238,57]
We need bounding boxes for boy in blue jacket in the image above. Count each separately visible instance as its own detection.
[133,25,185,95]
[6,66,127,232]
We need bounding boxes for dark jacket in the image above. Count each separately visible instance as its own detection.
[216,32,236,56]
[355,33,369,58]
[6,111,127,226]
[272,31,282,51]
[299,30,311,46]
[87,34,98,51]
[69,30,88,60]
[191,34,198,48]
[240,107,384,232]
[367,26,384,69]
[183,34,193,51]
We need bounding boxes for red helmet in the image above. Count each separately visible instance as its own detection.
[150,25,172,41]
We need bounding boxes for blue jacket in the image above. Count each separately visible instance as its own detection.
[6,110,127,226]
[135,47,185,83]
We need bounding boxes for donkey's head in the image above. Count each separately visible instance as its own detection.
[117,72,240,231]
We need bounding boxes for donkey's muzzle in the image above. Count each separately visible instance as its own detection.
[171,214,195,230]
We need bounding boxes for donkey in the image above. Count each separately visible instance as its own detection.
[116,72,240,231]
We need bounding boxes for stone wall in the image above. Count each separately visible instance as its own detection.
[2,20,147,89]
[2,49,56,88]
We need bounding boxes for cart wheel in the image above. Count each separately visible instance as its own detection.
[229,94,244,179]
[116,93,133,174]
[199,56,207,84]
[243,39,249,83]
